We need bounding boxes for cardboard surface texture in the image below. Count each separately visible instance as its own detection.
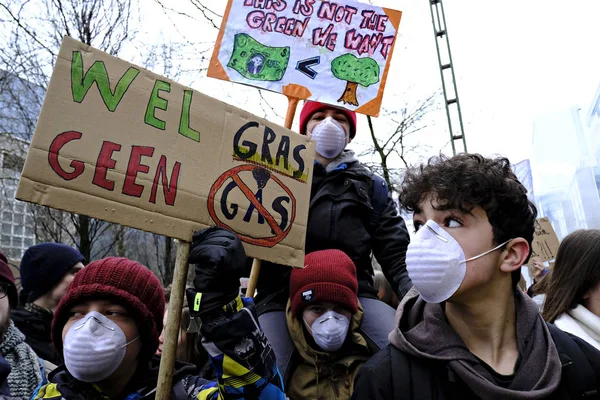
[208,0,402,116]
[530,217,560,263]
[16,36,315,268]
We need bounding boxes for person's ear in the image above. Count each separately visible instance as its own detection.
[499,238,530,274]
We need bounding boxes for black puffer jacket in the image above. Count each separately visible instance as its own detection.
[256,151,411,307]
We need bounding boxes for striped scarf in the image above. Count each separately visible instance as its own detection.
[0,320,43,399]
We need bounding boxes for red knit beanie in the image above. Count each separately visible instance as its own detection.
[52,257,165,362]
[299,101,357,138]
[290,250,358,317]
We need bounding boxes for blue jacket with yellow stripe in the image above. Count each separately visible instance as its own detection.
[32,297,285,400]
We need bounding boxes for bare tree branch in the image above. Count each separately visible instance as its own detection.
[361,90,441,191]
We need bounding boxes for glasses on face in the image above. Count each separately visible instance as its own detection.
[0,284,8,300]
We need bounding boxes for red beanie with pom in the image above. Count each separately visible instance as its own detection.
[290,249,358,317]
[299,101,357,138]
[52,257,165,362]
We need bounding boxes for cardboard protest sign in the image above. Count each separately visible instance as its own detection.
[16,36,315,268]
[208,0,402,116]
[530,217,560,263]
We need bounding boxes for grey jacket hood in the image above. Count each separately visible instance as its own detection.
[388,288,562,399]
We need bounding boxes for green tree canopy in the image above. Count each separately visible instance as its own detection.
[331,54,380,87]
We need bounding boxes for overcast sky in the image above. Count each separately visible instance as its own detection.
[141,0,600,171]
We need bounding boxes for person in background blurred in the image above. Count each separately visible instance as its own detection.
[157,286,209,375]
[11,243,84,366]
[526,256,547,297]
[541,229,600,350]
[374,272,399,309]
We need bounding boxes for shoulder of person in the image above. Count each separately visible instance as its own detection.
[549,321,599,358]
[358,344,452,400]
[547,322,600,393]
[352,162,377,177]
[361,343,394,371]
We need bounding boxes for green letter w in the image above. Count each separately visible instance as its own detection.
[71,51,140,112]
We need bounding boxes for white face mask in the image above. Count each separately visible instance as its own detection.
[305,310,350,352]
[63,311,139,382]
[406,220,512,303]
[311,117,348,159]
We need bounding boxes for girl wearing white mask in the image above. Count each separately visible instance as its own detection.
[285,249,374,400]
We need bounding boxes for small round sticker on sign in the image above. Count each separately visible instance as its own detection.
[207,165,296,248]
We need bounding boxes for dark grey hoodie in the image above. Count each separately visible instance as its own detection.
[388,288,562,400]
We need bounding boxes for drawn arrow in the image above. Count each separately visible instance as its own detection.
[296,56,320,79]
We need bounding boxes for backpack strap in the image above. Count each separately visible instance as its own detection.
[370,173,389,226]
[547,323,600,398]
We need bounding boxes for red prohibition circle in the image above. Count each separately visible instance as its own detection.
[207,164,297,247]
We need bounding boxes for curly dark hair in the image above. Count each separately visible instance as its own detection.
[399,154,537,286]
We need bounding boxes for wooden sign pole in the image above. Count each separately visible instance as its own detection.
[245,96,300,298]
[156,240,191,399]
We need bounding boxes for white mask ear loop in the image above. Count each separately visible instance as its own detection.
[122,335,140,348]
[425,222,512,262]
[303,318,313,334]
[463,239,513,263]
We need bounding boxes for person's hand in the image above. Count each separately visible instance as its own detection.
[186,227,246,317]
[529,257,546,283]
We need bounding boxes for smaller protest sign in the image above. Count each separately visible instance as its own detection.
[530,217,560,263]
[208,0,402,116]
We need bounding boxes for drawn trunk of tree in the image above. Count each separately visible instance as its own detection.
[338,81,359,106]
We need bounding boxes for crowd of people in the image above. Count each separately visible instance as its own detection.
[0,101,598,399]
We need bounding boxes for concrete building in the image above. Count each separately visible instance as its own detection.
[531,81,600,237]
[0,71,42,259]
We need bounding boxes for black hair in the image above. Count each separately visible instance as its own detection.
[399,154,537,286]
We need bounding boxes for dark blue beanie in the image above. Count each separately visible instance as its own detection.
[20,243,85,303]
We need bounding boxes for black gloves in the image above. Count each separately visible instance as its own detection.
[186,227,247,318]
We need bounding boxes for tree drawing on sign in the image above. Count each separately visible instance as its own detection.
[227,33,290,82]
[331,54,380,106]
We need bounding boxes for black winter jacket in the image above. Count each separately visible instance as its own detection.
[11,303,59,365]
[256,151,411,308]
[351,324,600,400]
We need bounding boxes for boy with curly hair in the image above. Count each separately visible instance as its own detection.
[352,154,600,399]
